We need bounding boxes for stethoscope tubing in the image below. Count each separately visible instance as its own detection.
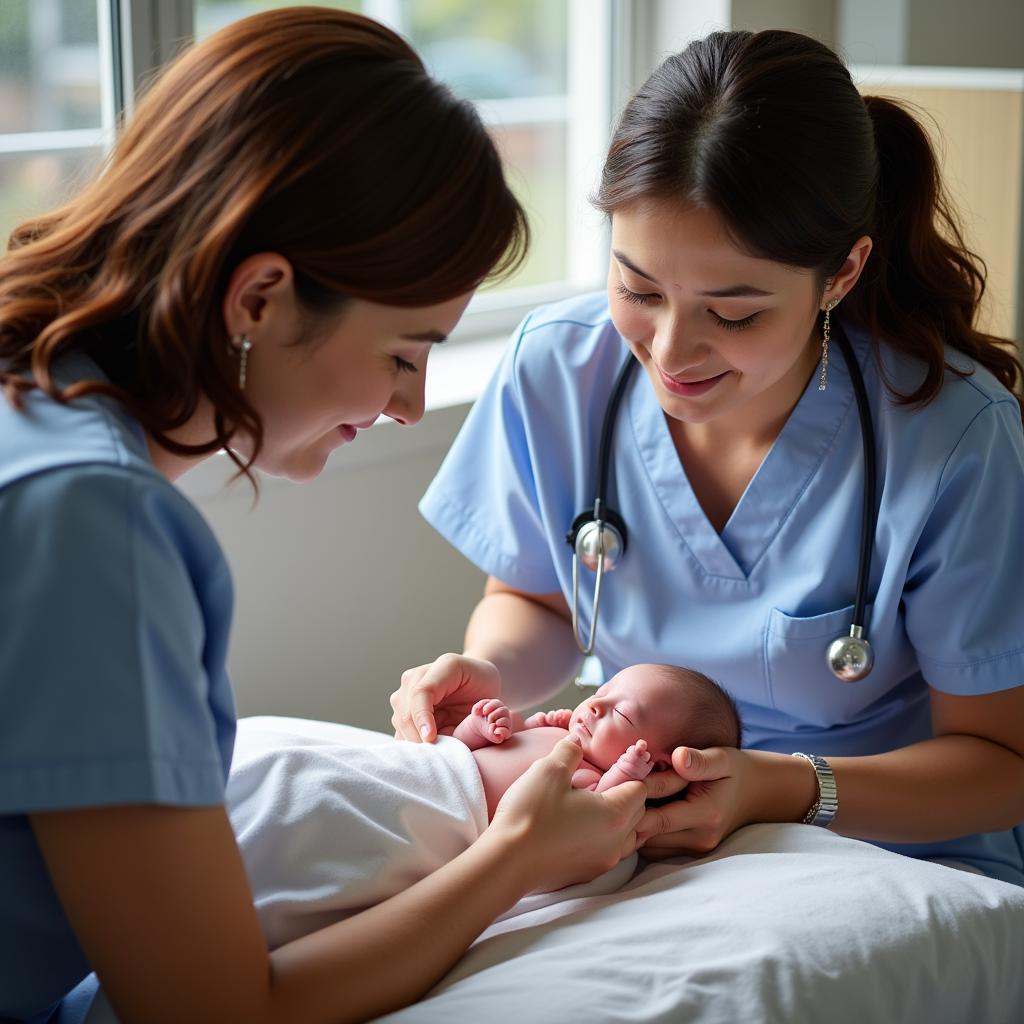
[570,322,877,673]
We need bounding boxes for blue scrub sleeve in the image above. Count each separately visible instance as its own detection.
[0,463,231,813]
[420,323,563,593]
[903,398,1024,694]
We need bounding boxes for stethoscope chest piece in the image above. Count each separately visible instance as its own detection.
[827,626,875,682]
[570,511,626,572]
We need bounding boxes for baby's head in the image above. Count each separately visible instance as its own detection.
[567,663,742,772]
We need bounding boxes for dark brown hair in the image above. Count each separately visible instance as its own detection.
[594,29,1022,416]
[656,664,743,750]
[0,6,528,476]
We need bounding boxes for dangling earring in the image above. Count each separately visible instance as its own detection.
[229,333,253,390]
[818,300,837,391]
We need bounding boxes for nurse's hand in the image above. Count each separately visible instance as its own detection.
[391,653,501,742]
[489,737,647,892]
[636,745,753,859]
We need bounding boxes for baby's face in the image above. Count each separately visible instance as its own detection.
[567,667,681,771]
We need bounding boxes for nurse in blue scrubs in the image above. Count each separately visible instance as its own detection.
[392,31,1024,885]
[0,10,648,1024]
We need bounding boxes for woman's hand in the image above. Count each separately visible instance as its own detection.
[636,746,755,859]
[391,653,501,742]
[488,737,647,892]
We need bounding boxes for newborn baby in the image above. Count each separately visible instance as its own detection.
[451,663,742,817]
[228,663,741,948]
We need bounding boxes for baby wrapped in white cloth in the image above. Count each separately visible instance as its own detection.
[227,719,490,949]
[229,665,739,948]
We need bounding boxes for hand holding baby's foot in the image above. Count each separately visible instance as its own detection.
[615,739,654,781]
[469,698,512,743]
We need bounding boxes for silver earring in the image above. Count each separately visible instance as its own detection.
[229,334,253,390]
[819,301,837,391]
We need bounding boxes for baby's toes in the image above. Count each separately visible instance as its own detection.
[474,698,504,717]
[487,707,512,741]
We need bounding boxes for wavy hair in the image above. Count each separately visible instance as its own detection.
[593,29,1022,417]
[0,6,529,476]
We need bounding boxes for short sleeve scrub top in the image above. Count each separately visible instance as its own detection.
[421,292,1024,885]
[0,354,236,1021]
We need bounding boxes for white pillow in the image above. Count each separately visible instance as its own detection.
[381,823,1024,1023]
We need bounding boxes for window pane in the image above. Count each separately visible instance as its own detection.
[0,149,103,245]
[488,121,566,290]
[195,1,362,39]
[194,0,575,293]
[0,0,103,134]
[406,0,567,101]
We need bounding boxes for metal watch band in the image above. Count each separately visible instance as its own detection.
[792,752,838,828]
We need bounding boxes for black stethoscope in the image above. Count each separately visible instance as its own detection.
[566,322,877,682]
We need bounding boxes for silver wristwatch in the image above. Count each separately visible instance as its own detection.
[792,752,838,828]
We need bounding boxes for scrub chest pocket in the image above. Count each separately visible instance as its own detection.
[764,603,920,727]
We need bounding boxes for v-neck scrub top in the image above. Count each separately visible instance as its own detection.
[420,292,1024,884]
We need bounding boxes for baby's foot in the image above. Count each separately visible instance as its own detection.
[524,708,573,730]
[615,740,654,781]
[468,698,512,744]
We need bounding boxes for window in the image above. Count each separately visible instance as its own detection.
[1,0,622,341]
[0,0,115,245]
[195,0,617,333]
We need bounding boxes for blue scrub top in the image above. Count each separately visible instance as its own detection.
[0,355,236,1021]
[421,292,1024,884]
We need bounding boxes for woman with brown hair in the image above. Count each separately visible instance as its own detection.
[0,8,646,1022]
[393,30,1024,885]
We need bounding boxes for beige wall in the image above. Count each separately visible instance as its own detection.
[860,83,1023,339]
[182,406,487,733]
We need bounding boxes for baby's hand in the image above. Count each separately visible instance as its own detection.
[469,698,512,743]
[615,740,654,781]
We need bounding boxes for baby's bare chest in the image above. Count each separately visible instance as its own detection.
[470,728,601,819]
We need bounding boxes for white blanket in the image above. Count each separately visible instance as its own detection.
[227,717,637,949]
[83,716,1024,1023]
[227,718,488,948]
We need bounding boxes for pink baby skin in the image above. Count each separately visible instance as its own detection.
[451,664,684,819]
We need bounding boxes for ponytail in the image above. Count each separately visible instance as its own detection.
[595,30,1023,421]
[844,96,1022,417]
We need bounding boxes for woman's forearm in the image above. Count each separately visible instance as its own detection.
[463,589,581,709]
[268,828,531,1024]
[751,735,1024,843]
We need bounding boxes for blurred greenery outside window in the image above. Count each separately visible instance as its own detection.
[193,0,608,303]
[0,0,110,251]
[0,0,613,321]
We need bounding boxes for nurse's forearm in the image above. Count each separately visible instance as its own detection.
[463,590,581,710]
[759,736,1024,843]
[269,828,533,1023]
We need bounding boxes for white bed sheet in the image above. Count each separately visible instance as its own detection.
[83,718,1024,1023]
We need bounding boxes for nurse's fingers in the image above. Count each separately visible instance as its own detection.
[409,688,438,742]
[635,795,719,840]
[643,769,689,802]
[389,674,434,743]
[600,778,648,830]
[670,745,732,782]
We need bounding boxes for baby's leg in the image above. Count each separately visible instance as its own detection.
[593,740,654,793]
[452,698,513,750]
[522,708,573,730]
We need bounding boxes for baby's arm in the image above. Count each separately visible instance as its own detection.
[592,740,655,794]
[451,698,512,751]
[522,709,573,730]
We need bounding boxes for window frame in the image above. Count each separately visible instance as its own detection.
[1,0,646,343]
